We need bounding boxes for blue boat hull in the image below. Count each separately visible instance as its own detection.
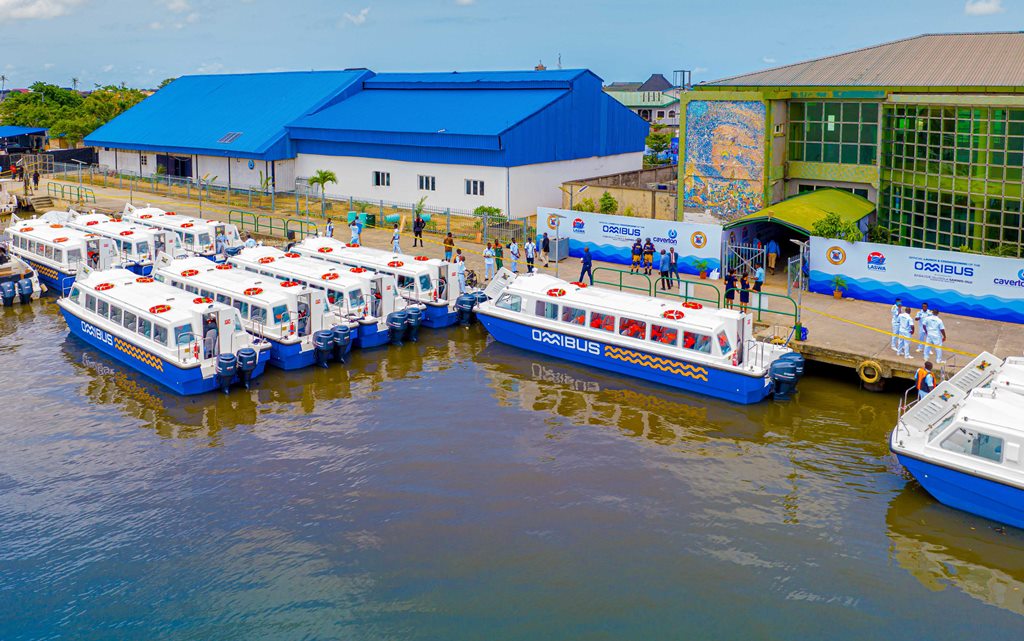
[423,303,457,328]
[60,306,269,395]
[126,263,153,276]
[477,313,773,404]
[895,452,1024,530]
[355,323,391,349]
[25,259,75,296]
[268,336,353,369]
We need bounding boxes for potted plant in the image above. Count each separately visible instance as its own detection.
[831,275,848,299]
[694,259,709,279]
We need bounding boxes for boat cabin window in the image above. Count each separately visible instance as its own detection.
[153,324,168,345]
[348,289,365,309]
[96,299,109,317]
[174,324,192,345]
[233,300,249,319]
[397,275,415,291]
[273,305,289,325]
[419,274,432,293]
[44,245,54,260]
[69,287,81,303]
[197,233,211,248]
[54,249,65,264]
[123,311,137,332]
[495,293,522,312]
[184,284,199,295]
[67,248,81,264]
[199,289,213,300]
[136,240,150,257]
[589,311,615,332]
[716,331,732,356]
[109,305,123,324]
[941,429,1004,463]
[683,331,712,353]
[85,294,96,313]
[651,324,678,346]
[562,306,586,326]
[183,233,195,248]
[251,306,268,324]
[137,317,152,340]
[536,301,559,320]
[216,293,231,305]
[619,317,646,339]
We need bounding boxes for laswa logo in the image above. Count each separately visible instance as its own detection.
[571,218,585,233]
[866,251,886,271]
[531,328,600,355]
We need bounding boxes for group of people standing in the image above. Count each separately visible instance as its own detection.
[629,239,683,291]
[480,234,553,281]
[722,266,765,313]
[891,299,947,363]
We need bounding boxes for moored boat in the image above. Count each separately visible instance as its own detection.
[57,268,271,395]
[0,251,42,305]
[45,209,186,275]
[121,203,242,260]
[890,352,1024,529]
[475,270,801,404]
[4,218,117,295]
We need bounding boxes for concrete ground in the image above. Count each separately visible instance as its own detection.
[33,178,1024,384]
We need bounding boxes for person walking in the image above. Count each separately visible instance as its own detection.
[350,219,361,245]
[724,268,737,309]
[739,270,751,313]
[923,310,946,363]
[658,249,670,291]
[897,306,915,358]
[915,361,936,400]
[509,239,520,273]
[443,232,455,262]
[766,239,780,275]
[579,246,594,285]
[493,241,504,271]
[412,215,425,248]
[754,264,765,292]
[630,239,643,274]
[541,232,551,267]
[456,251,467,294]
[524,237,536,272]
[483,242,495,281]
[668,247,680,288]
[914,303,932,354]
[325,218,334,238]
[391,224,401,253]
[890,297,902,351]
[32,170,40,190]
[642,238,655,276]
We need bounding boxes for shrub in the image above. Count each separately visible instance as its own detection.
[598,191,618,215]
[811,212,862,242]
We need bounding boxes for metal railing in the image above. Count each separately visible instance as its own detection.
[46,182,96,204]
[592,267,653,296]
[228,209,319,240]
[725,287,799,326]
[657,279,722,308]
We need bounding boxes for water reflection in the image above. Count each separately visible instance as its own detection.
[887,484,1024,616]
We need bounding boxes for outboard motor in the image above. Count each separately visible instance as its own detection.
[769,360,798,400]
[331,325,352,363]
[225,246,243,257]
[0,281,14,307]
[404,306,422,342]
[236,347,258,389]
[313,330,335,368]
[455,294,477,326]
[778,352,805,379]
[16,278,33,305]
[216,353,238,394]
[386,310,408,346]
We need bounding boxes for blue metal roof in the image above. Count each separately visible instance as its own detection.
[364,69,590,90]
[0,126,47,138]
[85,70,371,161]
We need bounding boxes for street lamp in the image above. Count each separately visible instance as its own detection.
[71,159,85,187]
[789,238,807,329]
[550,213,567,279]
[557,183,589,211]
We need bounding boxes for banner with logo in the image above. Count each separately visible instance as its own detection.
[809,237,1024,323]
[537,208,723,276]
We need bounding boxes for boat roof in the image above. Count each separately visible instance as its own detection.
[506,272,736,331]
[77,268,232,324]
[125,205,231,230]
[160,256,296,305]
[71,218,169,240]
[231,246,368,288]
[8,219,94,245]
[296,237,439,274]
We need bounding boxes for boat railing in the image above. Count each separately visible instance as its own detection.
[176,331,204,364]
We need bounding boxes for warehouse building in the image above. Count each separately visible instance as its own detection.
[86,68,647,216]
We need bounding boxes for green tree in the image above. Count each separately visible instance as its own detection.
[158,77,177,90]
[811,213,863,242]
[0,82,145,147]
[598,191,618,215]
[307,169,338,216]
[573,197,596,212]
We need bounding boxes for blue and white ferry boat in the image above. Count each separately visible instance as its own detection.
[122,203,242,260]
[45,209,185,275]
[58,268,271,395]
[475,270,801,404]
[154,254,354,370]
[229,245,408,349]
[4,218,116,294]
[294,237,459,328]
[890,352,1024,529]
[0,252,42,306]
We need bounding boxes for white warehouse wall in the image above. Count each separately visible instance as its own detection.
[96,148,295,191]
[508,152,642,215]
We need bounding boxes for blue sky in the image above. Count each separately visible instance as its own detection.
[0,0,1020,89]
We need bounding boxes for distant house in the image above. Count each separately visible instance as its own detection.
[607,92,680,127]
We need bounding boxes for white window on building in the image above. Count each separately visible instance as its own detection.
[418,175,436,191]
[465,179,485,196]
[373,171,391,187]
[657,111,665,118]
[668,110,676,119]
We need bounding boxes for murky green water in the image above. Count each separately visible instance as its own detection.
[1,299,1022,640]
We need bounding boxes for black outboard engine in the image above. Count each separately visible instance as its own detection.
[216,353,238,394]
[404,306,422,342]
[313,330,335,368]
[16,278,33,305]
[455,294,476,326]
[386,310,408,346]
[0,281,14,307]
[769,359,798,400]
[225,246,243,257]
[332,325,352,363]
[778,352,805,379]
[236,347,258,389]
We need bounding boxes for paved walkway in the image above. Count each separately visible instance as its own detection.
[37,178,1024,384]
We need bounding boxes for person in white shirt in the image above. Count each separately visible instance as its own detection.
[456,251,467,294]
[896,307,914,358]
[923,310,946,363]
[482,243,495,281]
[350,221,361,244]
[325,218,334,238]
[914,303,931,353]
[391,224,401,253]
[890,297,902,351]
[244,233,257,249]
[524,239,536,271]
[509,240,520,273]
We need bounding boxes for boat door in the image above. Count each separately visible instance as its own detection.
[201,311,220,358]
[212,307,240,356]
[85,237,116,270]
[295,292,312,337]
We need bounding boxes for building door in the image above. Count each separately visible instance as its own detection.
[156,154,193,178]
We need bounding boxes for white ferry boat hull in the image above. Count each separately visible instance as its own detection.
[477,313,773,404]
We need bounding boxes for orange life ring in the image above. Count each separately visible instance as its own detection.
[85,220,99,226]
[50,224,63,229]
[215,264,233,270]
[84,233,97,238]
[322,273,339,281]
[547,288,567,297]
[414,256,429,261]
[318,247,333,253]
[139,214,152,219]
[258,256,275,264]
[119,230,133,236]
[180,222,193,228]
[53,237,69,243]
[284,252,300,258]
[662,309,686,320]
[149,304,170,314]
[280,281,300,288]
[683,302,703,310]
[350,267,367,273]
[345,243,359,248]
[388,260,404,268]
[165,212,176,216]
[95,283,114,291]
[570,281,588,288]
[193,296,213,304]
[20,227,33,232]
[136,277,154,283]
[180,269,199,277]
[244,287,263,296]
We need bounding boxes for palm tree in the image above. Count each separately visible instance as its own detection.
[0,75,6,99]
[306,169,338,218]
[71,77,79,91]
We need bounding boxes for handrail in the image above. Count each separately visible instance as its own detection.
[725,287,799,326]
[657,279,722,308]
[592,267,652,296]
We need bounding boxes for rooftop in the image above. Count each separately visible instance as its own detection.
[706,32,1024,88]
[724,189,875,235]
[607,91,679,109]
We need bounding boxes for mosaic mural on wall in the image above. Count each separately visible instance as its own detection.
[683,100,766,217]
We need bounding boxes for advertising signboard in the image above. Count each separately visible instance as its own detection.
[537,208,723,276]
[809,237,1024,323]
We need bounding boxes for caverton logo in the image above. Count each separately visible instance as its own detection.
[866,251,886,271]
[571,218,585,233]
[992,267,1024,288]
[827,246,847,265]
[667,229,678,240]
[690,231,707,249]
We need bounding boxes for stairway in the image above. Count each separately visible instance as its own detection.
[29,195,54,211]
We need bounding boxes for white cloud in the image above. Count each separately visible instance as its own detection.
[196,61,224,74]
[185,11,199,23]
[343,6,370,25]
[164,0,190,12]
[0,0,83,20]
[693,66,708,74]
[762,56,777,64]
[148,20,163,29]
[455,0,475,5]
[102,64,114,72]
[965,0,1004,15]
[42,62,55,69]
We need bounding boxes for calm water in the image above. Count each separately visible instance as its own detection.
[1,300,1023,641]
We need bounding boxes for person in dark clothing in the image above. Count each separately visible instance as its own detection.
[541,233,551,267]
[724,268,737,309]
[412,216,425,248]
[579,246,594,285]
[642,238,655,276]
[739,270,751,313]
[32,171,40,190]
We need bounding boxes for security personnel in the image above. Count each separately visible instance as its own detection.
[890,297,902,351]
[579,246,594,285]
[897,306,914,358]
[914,303,932,353]
[916,361,935,400]
[456,251,467,294]
[642,238,655,276]
[923,310,946,363]
[630,239,643,274]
